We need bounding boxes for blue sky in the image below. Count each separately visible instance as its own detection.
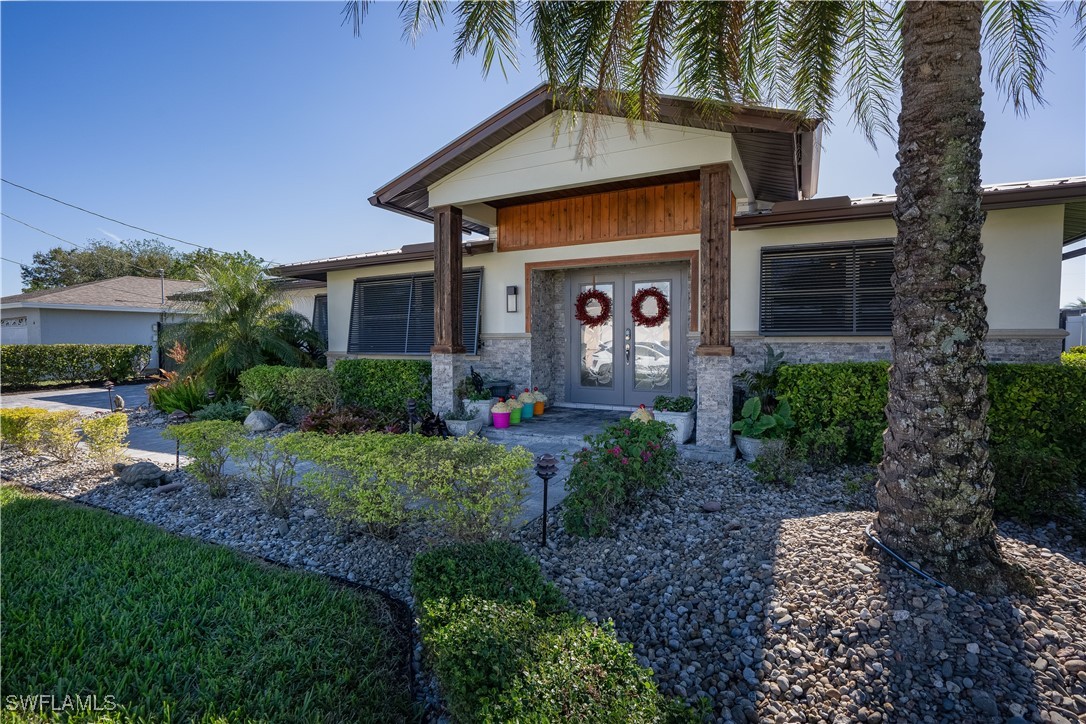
[2,1,1083,304]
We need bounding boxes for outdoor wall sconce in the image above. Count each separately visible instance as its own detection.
[506,285,518,313]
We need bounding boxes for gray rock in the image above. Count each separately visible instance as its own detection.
[119,461,166,487]
[277,520,290,537]
[1065,659,1086,676]
[702,500,722,513]
[244,410,277,432]
[969,690,998,717]
[303,508,318,519]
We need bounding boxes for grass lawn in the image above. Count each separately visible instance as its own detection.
[0,485,415,723]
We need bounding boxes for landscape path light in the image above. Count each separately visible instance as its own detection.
[104,381,115,413]
[535,453,559,547]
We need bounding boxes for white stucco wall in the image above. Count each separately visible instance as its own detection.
[321,205,1065,355]
[282,287,326,321]
[428,114,750,221]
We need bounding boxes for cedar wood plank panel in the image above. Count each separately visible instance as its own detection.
[497,180,702,250]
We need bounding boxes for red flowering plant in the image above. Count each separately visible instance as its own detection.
[563,418,679,537]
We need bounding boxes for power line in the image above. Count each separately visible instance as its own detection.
[2,178,216,251]
[1,256,29,268]
[2,212,166,278]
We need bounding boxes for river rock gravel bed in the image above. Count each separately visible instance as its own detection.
[6,448,1085,722]
[513,462,1086,723]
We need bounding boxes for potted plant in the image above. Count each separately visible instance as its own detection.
[457,373,496,425]
[444,402,485,437]
[731,398,795,462]
[532,387,547,416]
[491,398,511,429]
[652,395,695,444]
[517,388,537,420]
[506,397,523,425]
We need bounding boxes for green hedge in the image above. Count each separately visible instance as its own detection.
[412,543,689,723]
[238,365,338,419]
[333,359,431,415]
[777,362,1086,476]
[1,344,151,387]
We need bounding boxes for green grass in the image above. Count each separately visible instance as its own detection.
[0,486,415,723]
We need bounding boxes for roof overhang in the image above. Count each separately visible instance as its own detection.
[735,178,1086,236]
[0,302,192,314]
[369,84,822,236]
[271,240,495,282]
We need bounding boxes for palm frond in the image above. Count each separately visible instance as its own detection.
[747,1,795,109]
[340,1,370,37]
[840,0,901,146]
[398,0,447,44]
[784,0,849,122]
[983,0,1058,114]
[452,0,520,79]
[1066,0,1086,46]
[673,1,748,125]
[631,0,676,124]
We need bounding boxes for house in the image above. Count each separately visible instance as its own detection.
[273,86,1086,456]
[0,275,200,368]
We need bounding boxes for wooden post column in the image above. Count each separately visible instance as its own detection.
[697,163,733,355]
[432,205,464,354]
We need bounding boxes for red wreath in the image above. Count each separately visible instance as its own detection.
[574,288,612,328]
[630,286,670,328]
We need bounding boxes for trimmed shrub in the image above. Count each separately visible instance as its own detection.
[1063,351,1086,368]
[564,419,679,537]
[194,399,248,422]
[776,362,889,463]
[238,365,338,421]
[334,358,431,415]
[1,344,151,387]
[408,435,533,540]
[163,421,244,497]
[0,408,81,461]
[230,433,306,518]
[297,433,531,539]
[0,408,51,454]
[412,543,684,723]
[794,424,849,471]
[81,413,129,469]
[776,362,1086,477]
[991,442,1082,525]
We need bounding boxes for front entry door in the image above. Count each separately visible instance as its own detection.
[567,268,685,407]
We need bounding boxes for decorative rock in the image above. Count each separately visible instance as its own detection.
[969,690,998,717]
[118,461,167,487]
[166,410,192,424]
[270,423,291,433]
[244,410,277,432]
[702,501,722,513]
[112,394,125,411]
[277,520,290,537]
[1065,659,1086,676]
[303,508,318,519]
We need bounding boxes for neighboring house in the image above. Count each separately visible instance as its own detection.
[273,86,1086,455]
[0,276,200,368]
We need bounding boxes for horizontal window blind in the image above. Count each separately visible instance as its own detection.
[348,270,482,354]
[760,240,893,335]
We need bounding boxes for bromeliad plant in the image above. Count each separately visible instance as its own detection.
[732,398,795,440]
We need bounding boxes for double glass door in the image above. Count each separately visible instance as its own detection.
[567,268,685,407]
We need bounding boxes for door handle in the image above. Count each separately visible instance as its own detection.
[624,328,631,365]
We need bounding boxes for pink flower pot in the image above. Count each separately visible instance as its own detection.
[493,411,511,429]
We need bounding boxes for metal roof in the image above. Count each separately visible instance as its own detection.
[368,84,823,235]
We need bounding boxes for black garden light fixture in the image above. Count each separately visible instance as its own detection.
[104,380,115,413]
[535,453,559,547]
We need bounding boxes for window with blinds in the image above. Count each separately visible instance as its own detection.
[347,270,483,354]
[312,294,328,346]
[760,240,894,335]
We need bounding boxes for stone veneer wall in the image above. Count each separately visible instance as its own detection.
[529,269,568,403]
[474,335,532,389]
[729,334,1061,373]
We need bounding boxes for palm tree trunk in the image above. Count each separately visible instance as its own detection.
[875,1,1010,594]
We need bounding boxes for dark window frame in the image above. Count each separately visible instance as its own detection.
[347,269,483,355]
[312,294,328,346]
[759,239,894,336]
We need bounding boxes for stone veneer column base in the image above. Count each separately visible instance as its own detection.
[693,354,736,462]
[431,352,466,414]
